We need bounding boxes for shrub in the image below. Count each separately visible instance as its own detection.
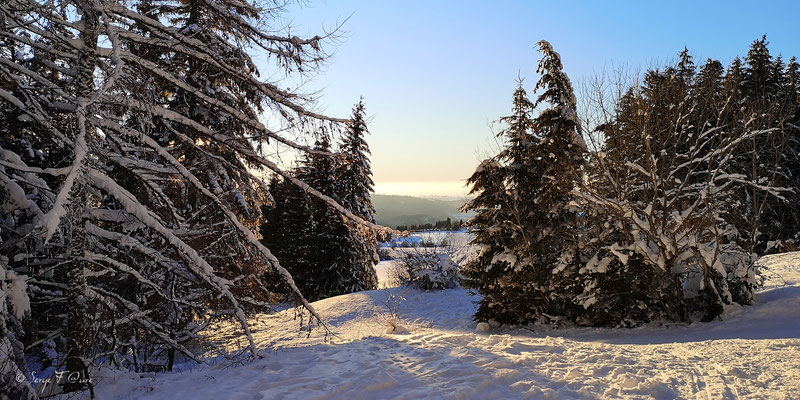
[400,249,460,290]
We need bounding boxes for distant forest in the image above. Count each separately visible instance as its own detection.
[396,217,465,232]
[372,194,473,228]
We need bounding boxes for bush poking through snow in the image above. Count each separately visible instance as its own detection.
[378,289,410,334]
[400,249,460,291]
[383,289,406,319]
[385,319,409,335]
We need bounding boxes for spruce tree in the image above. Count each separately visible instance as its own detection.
[261,130,378,302]
[462,41,586,325]
[1,0,378,391]
[0,259,37,400]
[728,36,799,253]
[336,99,381,294]
[786,57,800,249]
[301,133,378,300]
[461,82,535,323]
[338,99,377,222]
[524,40,588,320]
[581,42,798,323]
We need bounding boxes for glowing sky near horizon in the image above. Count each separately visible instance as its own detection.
[373,181,472,199]
[274,1,800,196]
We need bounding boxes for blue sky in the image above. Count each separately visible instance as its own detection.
[274,1,800,197]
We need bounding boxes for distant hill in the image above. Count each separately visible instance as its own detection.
[372,194,474,229]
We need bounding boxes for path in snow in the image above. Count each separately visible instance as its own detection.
[97,252,800,399]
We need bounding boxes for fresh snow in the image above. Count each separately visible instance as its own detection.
[90,248,799,399]
[0,269,30,319]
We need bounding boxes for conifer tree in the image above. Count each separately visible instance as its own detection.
[301,134,378,300]
[336,99,381,294]
[727,36,800,253]
[0,258,37,400]
[580,42,796,323]
[261,129,378,302]
[338,99,377,222]
[785,57,800,247]
[0,0,383,392]
[462,41,586,325]
[460,82,535,323]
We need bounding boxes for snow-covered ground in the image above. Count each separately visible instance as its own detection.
[93,250,800,399]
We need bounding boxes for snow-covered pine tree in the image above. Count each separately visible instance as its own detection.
[580,44,791,322]
[522,40,589,322]
[785,56,800,249]
[0,258,37,400]
[732,36,800,254]
[460,82,537,324]
[282,134,355,301]
[338,99,377,223]
[462,41,586,325]
[528,39,587,271]
[0,0,383,392]
[261,131,378,302]
[335,99,380,292]
[581,61,699,325]
[261,171,322,299]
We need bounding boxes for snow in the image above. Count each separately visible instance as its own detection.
[88,169,263,356]
[89,250,800,399]
[380,235,422,248]
[1,268,30,319]
[38,106,88,242]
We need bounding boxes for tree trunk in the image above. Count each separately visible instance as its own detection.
[63,2,98,396]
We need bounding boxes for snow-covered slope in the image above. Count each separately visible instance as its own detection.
[96,252,800,399]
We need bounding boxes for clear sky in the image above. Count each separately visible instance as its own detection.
[275,1,800,197]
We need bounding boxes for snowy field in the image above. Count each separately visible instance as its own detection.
[93,249,800,399]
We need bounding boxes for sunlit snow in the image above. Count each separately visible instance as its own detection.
[93,237,800,399]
